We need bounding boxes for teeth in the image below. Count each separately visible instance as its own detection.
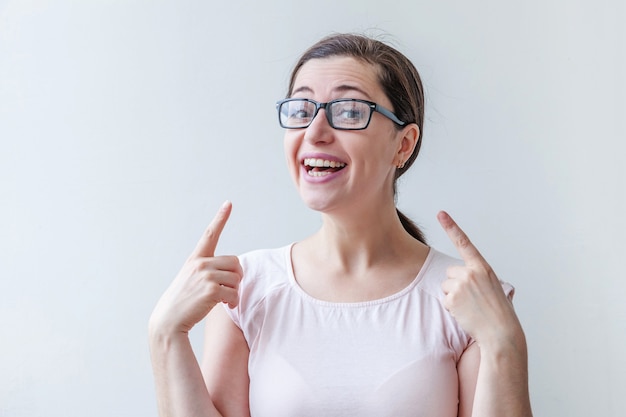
[307,170,333,177]
[303,158,346,168]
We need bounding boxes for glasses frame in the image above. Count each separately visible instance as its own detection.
[276,98,406,130]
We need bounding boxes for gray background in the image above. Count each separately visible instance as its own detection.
[1,0,624,416]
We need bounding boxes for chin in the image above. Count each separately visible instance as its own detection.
[301,199,331,213]
[299,193,340,213]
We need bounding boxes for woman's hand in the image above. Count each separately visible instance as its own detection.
[437,211,523,350]
[149,201,243,336]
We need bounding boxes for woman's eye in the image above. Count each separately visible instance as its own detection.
[342,109,361,119]
[336,107,363,122]
[290,108,311,119]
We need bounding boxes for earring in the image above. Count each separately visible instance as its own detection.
[396,160,405,169]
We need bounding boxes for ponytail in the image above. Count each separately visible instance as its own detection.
[397,209,427,244]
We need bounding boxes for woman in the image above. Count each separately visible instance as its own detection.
[149,33,532,417]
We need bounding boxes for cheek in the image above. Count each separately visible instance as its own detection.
[358,135,397,168]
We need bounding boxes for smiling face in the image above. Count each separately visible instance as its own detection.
[283,56,417,216]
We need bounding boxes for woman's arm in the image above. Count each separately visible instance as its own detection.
[457,326,532,417]
[149,325,221,417]
[201,306,250,416]
[149,202,245,417]
[470,328,531,416]
[438,211,532,417]
[457,343,479,417]
[149,306,250,417]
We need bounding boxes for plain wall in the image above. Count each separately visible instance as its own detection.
[1,0,624,416]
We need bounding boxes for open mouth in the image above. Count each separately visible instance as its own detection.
[303,158,346,177]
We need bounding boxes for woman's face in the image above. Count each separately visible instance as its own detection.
[283,56,415,216]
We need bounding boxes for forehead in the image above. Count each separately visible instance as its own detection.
[292,56,386,101]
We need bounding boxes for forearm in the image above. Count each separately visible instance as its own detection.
[471,329,533,417]
[149,328,222,417]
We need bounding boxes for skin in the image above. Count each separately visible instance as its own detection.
[148,56,532,417]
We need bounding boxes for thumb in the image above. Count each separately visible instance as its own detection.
[192,200,232,258]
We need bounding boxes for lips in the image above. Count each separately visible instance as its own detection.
[303,157,347,177]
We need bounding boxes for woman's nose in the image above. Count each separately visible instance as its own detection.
[303,109,334,145]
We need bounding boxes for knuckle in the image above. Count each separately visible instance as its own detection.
[204,227,220,244]
[223,256,244,276]
[204,227,218,241]
[203,280,222,297]
[189,258,211,275]
[222,255,238,266]
[203,269,220,284]
[198,257,214,269]
[453,267,476,285]
[455,234,471,249]
[464,269,478,283]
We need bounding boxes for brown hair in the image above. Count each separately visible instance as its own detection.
[287,33,427,244]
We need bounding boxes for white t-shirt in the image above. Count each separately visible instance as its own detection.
[224,244,513,417]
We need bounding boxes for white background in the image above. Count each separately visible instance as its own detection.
[1,0,624,416]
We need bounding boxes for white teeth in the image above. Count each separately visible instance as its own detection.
[303,158,346,168]
[307,170,332,177]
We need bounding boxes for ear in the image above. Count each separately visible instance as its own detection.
[394,123,420,166]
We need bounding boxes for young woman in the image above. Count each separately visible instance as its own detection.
[149,33,533,417]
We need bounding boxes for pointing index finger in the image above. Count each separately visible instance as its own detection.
[192,200,232,258]
[437,210,486,266]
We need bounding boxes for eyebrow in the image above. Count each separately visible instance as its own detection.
[291,84,372,99]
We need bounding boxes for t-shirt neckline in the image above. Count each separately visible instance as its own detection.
[284,242,435,307]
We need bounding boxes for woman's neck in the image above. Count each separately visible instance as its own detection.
[306,201,425,273]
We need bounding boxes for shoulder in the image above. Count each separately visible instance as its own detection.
[415,248,464,299]
[416,247,515,300]
[412,249,473,360]
[231,244,294,314]
[238,245,292,276]
[237,244,294,295]
[223,244,293,339]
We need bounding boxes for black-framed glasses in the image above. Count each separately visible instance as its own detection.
[276,98,406,130]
